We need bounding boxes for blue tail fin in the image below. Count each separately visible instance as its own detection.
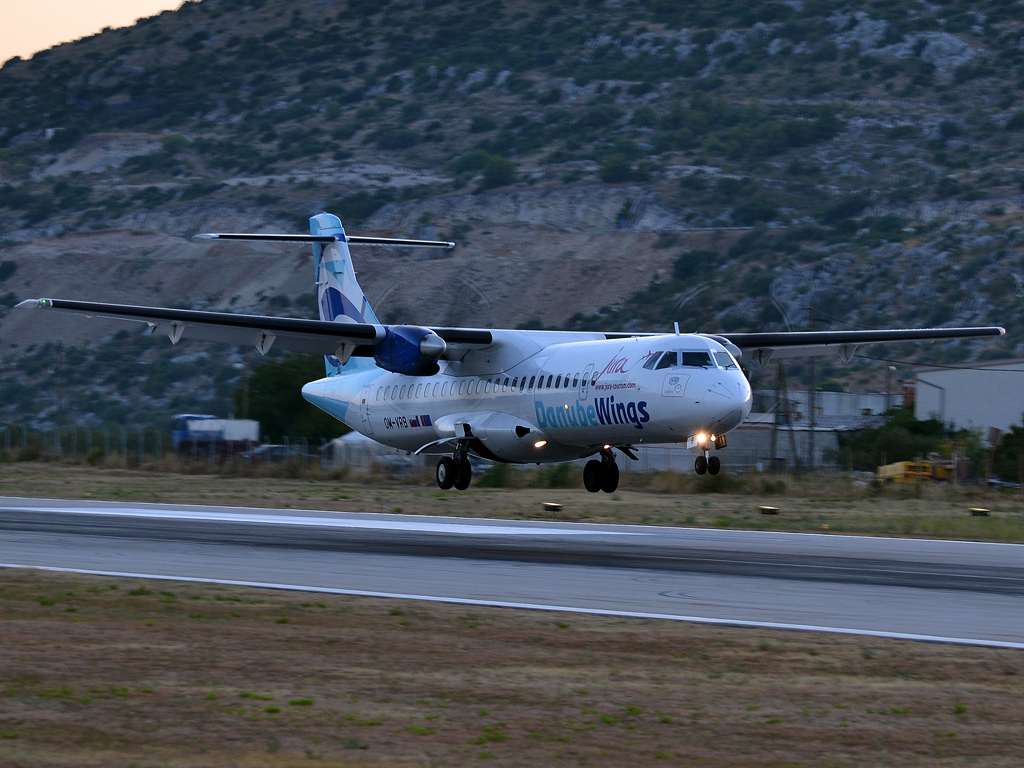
[310,213,380,377]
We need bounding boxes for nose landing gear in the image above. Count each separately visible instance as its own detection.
[694,451,721,476]
[436,442,472,490]
[583,449,619,493]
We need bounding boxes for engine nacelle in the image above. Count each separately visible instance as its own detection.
[373,325,447,376]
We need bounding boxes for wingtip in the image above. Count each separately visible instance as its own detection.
[998,327,1006,335]
[15,298,48,308]
[446,241,456,249]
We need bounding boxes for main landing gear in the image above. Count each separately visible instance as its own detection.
[436,442,472,490]
[583,449,619,494]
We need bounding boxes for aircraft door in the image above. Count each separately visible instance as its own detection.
[580,364,594,400]
[360,385,373,435]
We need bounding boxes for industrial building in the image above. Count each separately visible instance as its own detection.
[913,359,1024,434]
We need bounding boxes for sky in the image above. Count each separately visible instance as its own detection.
[1,1,184,64]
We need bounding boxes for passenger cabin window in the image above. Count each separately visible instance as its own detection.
[554,375,561,388]
[433,383,439,397]
[681,351,713,367]
[441,382,448,396]
[643,353,662,370]
[655,351,677,370]
[564,373,571,388]
[511,377,518,390]
[529,376,535,390]
[713,351,737,369]
[376,388,382,401]
[416,384,423,398]
[572,374,579,387]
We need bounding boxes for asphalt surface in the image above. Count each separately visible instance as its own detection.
[1,496,1023,647]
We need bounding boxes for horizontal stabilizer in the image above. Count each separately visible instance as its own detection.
[195,232,455,248]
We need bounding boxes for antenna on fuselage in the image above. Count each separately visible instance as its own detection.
[673,322,680,336]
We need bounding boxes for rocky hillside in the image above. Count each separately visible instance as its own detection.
[0,0,1021,430]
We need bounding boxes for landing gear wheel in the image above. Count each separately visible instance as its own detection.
[694,455,708,475]
[454,458,472,490]
[436,457,455,490]
[583,460,603,493]
[708,456,721,476]
[600,461,619,493]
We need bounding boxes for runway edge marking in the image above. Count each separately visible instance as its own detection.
[2,562,1023,650]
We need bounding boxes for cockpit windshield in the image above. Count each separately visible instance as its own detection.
[681,351,713,367]
[713,351,738,369]
[655,351,678,370]
[646,350,716,370]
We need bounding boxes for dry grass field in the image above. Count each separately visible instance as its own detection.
[1,568,1022,768]
[1,461,1023,542]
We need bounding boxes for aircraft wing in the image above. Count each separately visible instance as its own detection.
[712,327,1005,365]
[16,297,1004,366]
[15,298,492,358]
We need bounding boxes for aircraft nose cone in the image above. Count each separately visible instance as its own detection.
[706,376,751,430]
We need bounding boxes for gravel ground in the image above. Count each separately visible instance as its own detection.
[0,568,1023,767]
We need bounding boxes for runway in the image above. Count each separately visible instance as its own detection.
[1,496,1023,648]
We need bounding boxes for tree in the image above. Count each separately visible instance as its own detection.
[236,354,348,442]
[992,415,1024,482]
[835,406,986,474]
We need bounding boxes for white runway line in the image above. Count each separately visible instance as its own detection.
[4,561,1023,651]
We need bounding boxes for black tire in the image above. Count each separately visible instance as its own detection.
[583,460,603,493]
[600,461,619,493]
[694,455,708,475]
[454,458,472,490]
[436,457,455,490]
[708,456,721,475]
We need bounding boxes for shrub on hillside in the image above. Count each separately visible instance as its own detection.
[733,196,778,225]
[478,156,517,190]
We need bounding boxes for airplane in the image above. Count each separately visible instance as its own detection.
[18,212,1005,493]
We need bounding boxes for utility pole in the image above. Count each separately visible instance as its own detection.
[781,363,799,475]
[808,356,816,474]
[241,352,251,420]
[1018,452,1023,503]
[885,365,895,413]
[56,342,63,456]
[771,362,799,474]
[769,363,779,473]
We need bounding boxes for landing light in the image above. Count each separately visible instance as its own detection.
[697,433,708,444]
[534,440,547,449]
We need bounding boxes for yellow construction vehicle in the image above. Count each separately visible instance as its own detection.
[877,460,953,483]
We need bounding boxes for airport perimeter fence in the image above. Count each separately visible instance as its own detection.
[0,424,172,464]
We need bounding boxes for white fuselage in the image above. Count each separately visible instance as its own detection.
[302,333,752,463]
